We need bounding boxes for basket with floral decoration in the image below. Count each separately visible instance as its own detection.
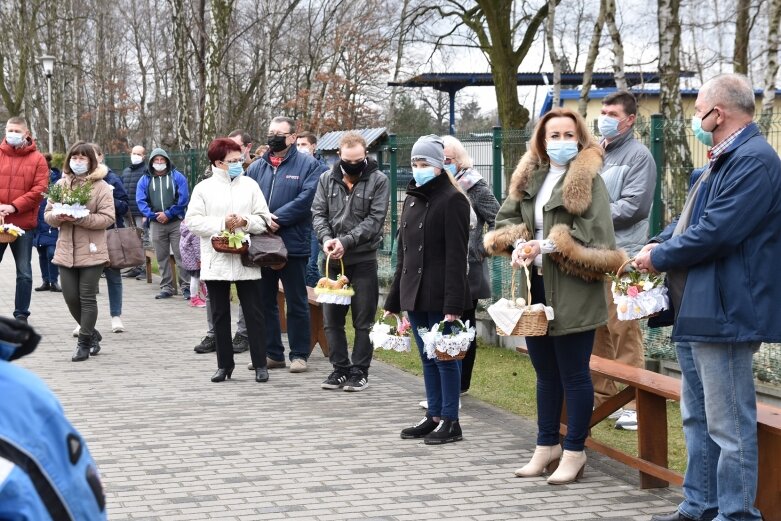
[44,182,92,219]
[314,254,354,305]
[369,313,412,352]
[0,216,24,244]
[610,259,669,321]
[487,265,553,336]
[418,319,476,361]
[211,229,249,254]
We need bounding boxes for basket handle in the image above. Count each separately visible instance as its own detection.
[616,257,636,276]
[510,265,533,306]
[324,252,345,280]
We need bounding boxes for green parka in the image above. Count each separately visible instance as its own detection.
[484,147,627,336]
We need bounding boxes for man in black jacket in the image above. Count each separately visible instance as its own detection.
[312,132,389,391]
[121,145,148,279]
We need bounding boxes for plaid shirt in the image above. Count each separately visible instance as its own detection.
[708,125,749,161]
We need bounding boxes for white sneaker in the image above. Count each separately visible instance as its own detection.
[418,399,461,409]
[72,325,80,337]
[111,316,125,333]
[615,409,638,431]
[289,358,308,373]
[608,408,625,420]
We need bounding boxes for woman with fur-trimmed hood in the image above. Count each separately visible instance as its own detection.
[44,141,116,362]
[483,108,626,485]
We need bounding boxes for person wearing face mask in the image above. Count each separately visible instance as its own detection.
[121,145,149,280]
[635,74,777,521]
[384,134,471,444]
[185,138,273,383]
[245,116,324,374]
[484,108,625,484]
[0,117,50,323]
[44,142,116,362]
[311,132,389,392]
[136,148,191,300]
[592,91,658,432]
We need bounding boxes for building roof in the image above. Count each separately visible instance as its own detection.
[316,127,388,152]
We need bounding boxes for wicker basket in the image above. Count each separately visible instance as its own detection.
[0,216,19,244]
[435,348,468,362]
[496,265,548,337]
[211,234,248,255]
[314,254,354,304]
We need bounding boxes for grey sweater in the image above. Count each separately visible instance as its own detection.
[599,130,657,257]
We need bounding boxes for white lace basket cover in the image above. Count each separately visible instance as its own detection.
[369,314,411,352]
[418,320,476,360]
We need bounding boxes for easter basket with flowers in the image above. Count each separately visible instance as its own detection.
[487,265,554,336]
[610,259,669,321]
[44,182,92,219]
[0,216,25,244]
[418,319,476,361]
[211,229,249,254]
[314,254,355,305]
[369,313,412,352]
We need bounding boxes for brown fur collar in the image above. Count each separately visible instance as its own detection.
[483,224,531,257]
[509,147,603,216]
[548,224,628,281]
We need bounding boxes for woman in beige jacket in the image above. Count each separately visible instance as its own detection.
[44,141,115,362]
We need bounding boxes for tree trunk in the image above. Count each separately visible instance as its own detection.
[546,0,561,108]
[604,0,626,90]
[579,0,607,117]
[658,0,693,222]
[202,0,235,146]
[168,0,192,150]
[733,0,751,74]
[761,0,781,132]
[387,0,412,126]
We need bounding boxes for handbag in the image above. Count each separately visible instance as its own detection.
[240,215,288,269]
[106,209,145,269]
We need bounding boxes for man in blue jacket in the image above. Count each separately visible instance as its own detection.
[136,148,191,299]
[121,145,149,279]
[0,316,107,520]
[636,74,777,521]
[245,116,322,373]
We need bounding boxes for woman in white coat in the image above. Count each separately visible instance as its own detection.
[185,138,273,383]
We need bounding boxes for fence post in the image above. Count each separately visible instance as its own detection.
[491,126,503,200]
[388,133,398,258]
[649,114,664,237]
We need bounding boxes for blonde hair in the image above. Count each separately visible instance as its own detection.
[441,135,473,169]
[530,108,601,164]
[339,131,367,151]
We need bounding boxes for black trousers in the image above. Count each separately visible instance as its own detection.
[205,279,266,370]
[459,299,479,392]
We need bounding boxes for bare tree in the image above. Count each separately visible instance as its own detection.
[734,0,752,74]
[579,0,607,117]
[546,0,561,107]
[604,0,626,90]
[761,0,781,131]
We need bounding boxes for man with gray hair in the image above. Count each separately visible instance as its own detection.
[636,73,775,521]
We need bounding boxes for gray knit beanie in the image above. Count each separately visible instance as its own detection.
[410,134,445,169]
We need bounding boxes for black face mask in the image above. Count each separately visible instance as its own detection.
[267,135,288,153]
[340,158,366,177]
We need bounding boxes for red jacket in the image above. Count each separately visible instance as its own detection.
[0,138,49,230]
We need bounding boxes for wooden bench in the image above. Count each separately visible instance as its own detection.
[277,282,329,357]
[144,248,179,295]
[516,346,781,520]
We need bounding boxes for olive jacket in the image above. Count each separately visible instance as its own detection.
[484,147,627,336]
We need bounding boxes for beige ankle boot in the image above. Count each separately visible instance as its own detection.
[546,450,586,484]
[514,444,562,477]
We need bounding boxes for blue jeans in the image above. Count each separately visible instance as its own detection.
[305,232,321,287]
[676,341,763,521]
[36,244,59,283]
[408,311,461,420]
[103,267,123,317]
[260,256,311,362]
[0,231,34,319]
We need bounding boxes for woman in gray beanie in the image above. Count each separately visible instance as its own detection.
[384,134,472,444]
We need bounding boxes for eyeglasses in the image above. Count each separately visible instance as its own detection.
[444,156,455,165]
[221,158,243,164]
[267,133,291,138]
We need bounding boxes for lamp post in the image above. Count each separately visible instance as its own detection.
[39,55,55,153]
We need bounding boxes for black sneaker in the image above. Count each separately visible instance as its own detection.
[194,336,216,353]
[232,333,249,353]
[424,419,462,445]
[182,287,191,300]
[343,368,369,392]
[123,267,141,278]
[321,370,349,390]
[400,416,438,439]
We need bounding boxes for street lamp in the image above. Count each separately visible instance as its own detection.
[39,55,55,153]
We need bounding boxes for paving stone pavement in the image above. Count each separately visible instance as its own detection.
[1,257,682,520]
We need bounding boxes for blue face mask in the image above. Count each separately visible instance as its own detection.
[597,115,622,138]
[70,160,89,175]
[692,110,715,147]
[444,163,457,176]
[546,141,579,165]
[413,167,436,186]
[228,162,244,178]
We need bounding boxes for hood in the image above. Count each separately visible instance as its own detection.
[0,316,41,362]
[147,147,172,175]
[0,136,38,156]
[509,146,603,216]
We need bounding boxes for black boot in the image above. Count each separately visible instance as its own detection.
[400,415,439,439]
[424,419,463,445]
[72,334,91,362]
[90,330,102,356]
[34,282,51,291]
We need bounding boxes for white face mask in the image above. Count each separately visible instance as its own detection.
[297,145,312,156]
[152,162,167,172]
[70,160,89,175]
[130,154,143,165]
[5,131,24,147]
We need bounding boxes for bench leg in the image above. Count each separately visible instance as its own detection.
[169,255,178,295]
[277,291,287,333]
[757,427,781,520]
[308,304,329,357]
[637,389,669,488]
[145,254,153,284]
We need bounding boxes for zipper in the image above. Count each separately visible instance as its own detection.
[268,167,278,206]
